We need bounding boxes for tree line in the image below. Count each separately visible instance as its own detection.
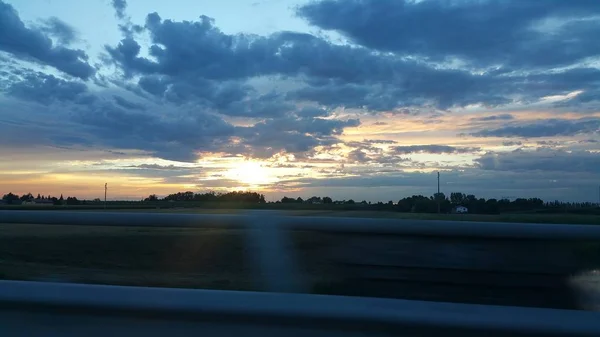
[0,192,96,205]
[144,191,266,204]
[2,190,598,214]
[277,192,597,214]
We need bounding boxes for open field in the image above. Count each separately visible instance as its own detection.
[2,219,600,309]
[81,208,600,225]
[0,224,255,290]
[2,204,599,225]
[3,205,599,224]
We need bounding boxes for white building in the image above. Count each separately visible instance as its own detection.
[454,206,468,214]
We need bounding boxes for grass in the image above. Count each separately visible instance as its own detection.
[0,223,332,291]
[90,208,600,225]
[0,224,254,290]
[2,221,600,310]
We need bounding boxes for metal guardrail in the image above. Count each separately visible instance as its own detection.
[0,280,599,336]
[1,210,600,336]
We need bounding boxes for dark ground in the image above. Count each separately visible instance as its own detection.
[1,221,600,310]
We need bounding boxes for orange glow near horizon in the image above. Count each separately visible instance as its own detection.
[1,108,598,200]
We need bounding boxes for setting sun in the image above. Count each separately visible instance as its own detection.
[225,161,277,187]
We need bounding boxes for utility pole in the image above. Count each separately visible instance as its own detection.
[437,171,440,213]
[104,183,107,210]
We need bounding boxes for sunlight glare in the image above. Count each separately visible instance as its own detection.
[225,161,276,187]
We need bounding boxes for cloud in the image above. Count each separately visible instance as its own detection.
[100,8,600,115]
[112,0,128,19]
[471,114,514,122]
[5,72,92,105]
[502,141,522,146]
[298,0,600,70]
[476,148,600,173]
[104,12,520,111]
[72,101,236,162]
[364,139,396,145]
[126,163,193,171]
[0,1,95,79]
[3,1,600,169]
[393,145,480,154]
[472,118,600,138]
[234,116,360,158]
[296,106,329,118]
[113,95,146,111]
[38,17,78,45]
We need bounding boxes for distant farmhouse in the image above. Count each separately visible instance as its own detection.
[22,198,54,206]
[453,206,468,214]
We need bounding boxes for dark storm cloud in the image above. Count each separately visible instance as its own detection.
[298,0,600,70]
[393,145,480,155]
[471,114,514,122]
[472,118,600,138]
[0,1,94,79]
[476,149,600,173]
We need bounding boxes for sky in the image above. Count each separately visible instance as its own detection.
[0,0,599,202]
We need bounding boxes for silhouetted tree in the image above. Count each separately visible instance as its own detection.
[2,193,20,204]
[19,193,33,202]
[66,197,80,205]
[144,194,158,202]
[450,192,466,205]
